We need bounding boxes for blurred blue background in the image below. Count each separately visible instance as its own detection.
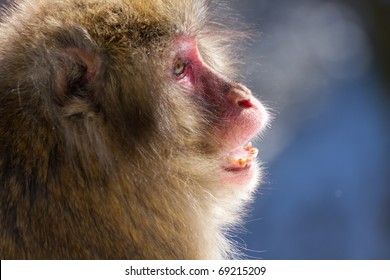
[228,0,390,259]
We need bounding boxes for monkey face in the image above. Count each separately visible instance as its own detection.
[167,37,269,186]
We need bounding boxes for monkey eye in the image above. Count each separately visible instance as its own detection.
[173,58,187,76]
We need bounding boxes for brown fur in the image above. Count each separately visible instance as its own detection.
[0,0,260,259]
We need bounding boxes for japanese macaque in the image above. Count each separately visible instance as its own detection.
[0,0,268,259]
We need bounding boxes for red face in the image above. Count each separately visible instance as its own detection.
[171,37,269,186]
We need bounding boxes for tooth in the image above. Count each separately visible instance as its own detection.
[250,148,258,158]
[238,158,247,167]
[244,142,252,151]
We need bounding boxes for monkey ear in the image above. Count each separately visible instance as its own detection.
[53,27,102,104]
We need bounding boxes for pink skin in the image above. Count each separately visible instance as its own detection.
[173,37,268,185]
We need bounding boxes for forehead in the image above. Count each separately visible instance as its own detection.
[77,0,205,52]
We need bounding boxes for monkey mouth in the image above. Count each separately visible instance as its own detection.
[223,142,258,172]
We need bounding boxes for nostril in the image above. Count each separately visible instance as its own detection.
[229,82,253,108]
[238,99,253,108]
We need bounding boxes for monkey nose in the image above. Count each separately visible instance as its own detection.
[228,83,254,108]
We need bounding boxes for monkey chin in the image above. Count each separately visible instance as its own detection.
[221,143,261,189]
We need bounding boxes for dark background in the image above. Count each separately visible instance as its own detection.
[2,0,389,259]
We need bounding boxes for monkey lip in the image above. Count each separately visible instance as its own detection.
[223,142,258,172]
